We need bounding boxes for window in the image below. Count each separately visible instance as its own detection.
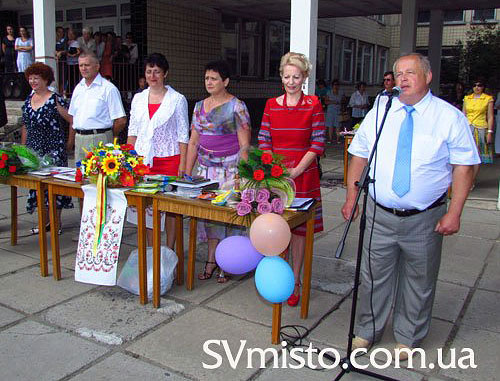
[56,10,64,22]
[268,22,289,78]
[417,11,430,24]
[19,14,33,26]
[444,10,464,23]
[316,31,331,81]
[473,9,496,22]
[333,36,355,83]
[368,15,384,23]
[66,8,82,22]
[356,42,374,83]
[86,5,117,20]
[377,47,389,84]
[220,15,263,77]
[121,3,131,17]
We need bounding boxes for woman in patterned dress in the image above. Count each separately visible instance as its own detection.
[127,53,189,248]
[185,60,251,283]
[21,63,73,233]
[258,52,326,306]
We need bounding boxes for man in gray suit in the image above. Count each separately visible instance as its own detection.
[342,53,480,360]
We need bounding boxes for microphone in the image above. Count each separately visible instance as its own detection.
[391,86,402,98]
[379,86,402,98]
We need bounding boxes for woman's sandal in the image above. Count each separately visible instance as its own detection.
[217,270,230,284]
[287,281,301,307]
[198,261,218,281]
[30,224,51,235]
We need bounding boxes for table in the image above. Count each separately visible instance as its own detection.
[1,174,49,276]
[343,135,354,186]
[43,178,151,304]
[151,193,316,344]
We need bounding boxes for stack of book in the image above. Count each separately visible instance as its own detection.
[171,176,219,198]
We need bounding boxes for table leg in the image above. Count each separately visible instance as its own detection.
[175,215,184,286]
[186,217,197,291]
[48,185,61,280]
[36,182,48,277]
[10,186,17,246]
[301,208,315,319]
[272,303,282,345]
[136,197,148,304]
[152,198,161,308]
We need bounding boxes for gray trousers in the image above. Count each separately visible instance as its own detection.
[75,130,114,163]
[354,197,446,348]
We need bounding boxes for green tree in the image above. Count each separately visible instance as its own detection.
[459,25,500,90]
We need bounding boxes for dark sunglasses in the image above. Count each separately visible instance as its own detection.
[473,83,485,87]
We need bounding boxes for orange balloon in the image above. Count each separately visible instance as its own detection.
[249,213,291,256]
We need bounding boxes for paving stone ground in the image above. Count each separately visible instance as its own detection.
[0,145,498,380]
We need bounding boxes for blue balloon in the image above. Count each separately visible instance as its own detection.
[215,236,264,275]
[255,256,294,303]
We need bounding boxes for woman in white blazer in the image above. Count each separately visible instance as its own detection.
[127,53,189,248]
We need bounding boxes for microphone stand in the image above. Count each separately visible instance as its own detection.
[333,94,398,381]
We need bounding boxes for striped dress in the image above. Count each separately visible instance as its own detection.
[258,93,325,235]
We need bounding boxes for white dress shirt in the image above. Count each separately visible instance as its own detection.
[349,90,369,118]
[128,86,189,166]
[69,74,125,130]
[348,91,480,210]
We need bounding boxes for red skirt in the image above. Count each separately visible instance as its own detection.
[278,151,323,236]
[148,155,180,176]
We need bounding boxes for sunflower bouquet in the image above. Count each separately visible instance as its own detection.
[78,139,149,187]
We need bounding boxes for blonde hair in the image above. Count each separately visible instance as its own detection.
[279,52,311,77]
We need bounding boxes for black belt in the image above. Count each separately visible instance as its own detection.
[75,128,112,135]
[375,193,447,217]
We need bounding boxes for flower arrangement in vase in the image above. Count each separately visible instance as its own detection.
[78,139,149,187]
[236,148,295,215]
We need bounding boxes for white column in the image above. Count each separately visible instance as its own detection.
[428,9,443,95]
[290,0,318,95]
[400,0,417,55]
[33,0,57,85]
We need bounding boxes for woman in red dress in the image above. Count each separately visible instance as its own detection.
[258,52,325,307]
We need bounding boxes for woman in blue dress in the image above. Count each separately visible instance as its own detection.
[21,63,73,234]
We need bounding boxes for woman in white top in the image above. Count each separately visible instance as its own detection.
[14,26,33,72]
[127,53,189,247]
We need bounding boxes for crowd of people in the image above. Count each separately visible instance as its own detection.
[10,44,498,359]
[2,25,139,97]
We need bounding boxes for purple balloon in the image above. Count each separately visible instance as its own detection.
[215,236,264,275]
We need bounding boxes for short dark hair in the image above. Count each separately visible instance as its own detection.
[383,71,394,79]
[24,62,55,84]
[204,60,231,81]
[331,79,339,86]
[144,53,169,73]
[19,26,30,38]
[357,81,367,89]
[317,79,326,87]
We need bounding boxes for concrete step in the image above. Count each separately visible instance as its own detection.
[5,100,25,109]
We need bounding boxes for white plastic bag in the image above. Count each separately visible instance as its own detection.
[117,246,178,298]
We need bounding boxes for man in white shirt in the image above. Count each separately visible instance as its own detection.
[342,53,479,359]
[348,81,369,128]
[77,27,96,54]
[68,52,126,164]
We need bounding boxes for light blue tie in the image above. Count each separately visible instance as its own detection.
[392,105,415,197]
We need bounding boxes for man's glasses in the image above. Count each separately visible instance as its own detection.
[473,83,485,88]
[383,78,393,82]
